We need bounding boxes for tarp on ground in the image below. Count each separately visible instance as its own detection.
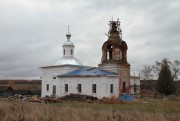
[119,93,134,101]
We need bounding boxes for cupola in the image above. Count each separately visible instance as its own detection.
[54,27,82,66]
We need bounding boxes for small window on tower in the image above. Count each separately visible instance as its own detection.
[64,49,65,55]
[120,51,122,59]
[71,49,73,55]
[106,45,113,60]
[107,51,109,60]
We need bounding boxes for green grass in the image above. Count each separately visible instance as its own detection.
[0,99,180,121]
[1,97,180,113]
[52,99,180,113]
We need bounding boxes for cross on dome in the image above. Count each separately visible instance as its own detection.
[66,25,71,41]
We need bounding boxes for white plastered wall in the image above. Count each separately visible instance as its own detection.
[40,65,82,97]
[54,76,119,99]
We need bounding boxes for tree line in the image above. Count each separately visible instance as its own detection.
[141,58,180,96]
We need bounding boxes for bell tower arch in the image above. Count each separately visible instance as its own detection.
[98,19,131,96]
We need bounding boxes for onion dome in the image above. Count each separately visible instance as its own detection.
[54,26,83,66]
[54,57,83,66]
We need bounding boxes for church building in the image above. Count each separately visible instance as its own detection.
[39,20,132,98]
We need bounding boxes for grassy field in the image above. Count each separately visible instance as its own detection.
[54,99,180,113]
[0,98,180,121]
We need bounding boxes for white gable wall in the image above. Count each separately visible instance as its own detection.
[40,65,82,97]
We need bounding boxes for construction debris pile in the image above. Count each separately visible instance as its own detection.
[140,89,160,98]
[99,97,121,104]
[8,95,62,103]
[7,93,135,104]
[28,97,62,103]
[61,93,98,101]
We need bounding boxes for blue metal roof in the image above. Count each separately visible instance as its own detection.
[57,67,118,77]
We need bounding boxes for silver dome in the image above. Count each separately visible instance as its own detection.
[62,40,74,46]
[54,56,83,66]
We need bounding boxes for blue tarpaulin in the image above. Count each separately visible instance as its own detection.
[119,93,134,101]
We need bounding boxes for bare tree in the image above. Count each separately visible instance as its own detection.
[141,65,153,89]
[141,65,153,80]
[152,60,162,79]
[169,60,180,80]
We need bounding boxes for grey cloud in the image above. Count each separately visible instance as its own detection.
[0,0,180,79]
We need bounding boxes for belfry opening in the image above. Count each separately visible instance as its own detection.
[106,44,113,60]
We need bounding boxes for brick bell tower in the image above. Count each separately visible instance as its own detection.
[98,19,131,95]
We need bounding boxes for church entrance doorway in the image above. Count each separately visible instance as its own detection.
[123,82,126,93]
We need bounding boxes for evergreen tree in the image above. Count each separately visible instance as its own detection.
[157,59,175,96]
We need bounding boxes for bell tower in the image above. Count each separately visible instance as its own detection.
[98,19,130,95]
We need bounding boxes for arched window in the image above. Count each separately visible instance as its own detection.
[64,49,65,55]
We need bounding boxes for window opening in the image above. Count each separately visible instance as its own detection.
[71,49,73,55]
[106,45,113,60]
[107,51,109,60]
[134,84,137,94]
[92,84,96,93]
[110,84,113,93]
[46,84,49,91]
[123,82,126,93]
[53,85,56,94]
[77,84,81,93]
[120,51,122,59]
[65,84,68,92]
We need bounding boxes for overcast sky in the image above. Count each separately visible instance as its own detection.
[0,0,180,79]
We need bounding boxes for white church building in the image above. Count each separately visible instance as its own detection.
[40,20,140,99]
